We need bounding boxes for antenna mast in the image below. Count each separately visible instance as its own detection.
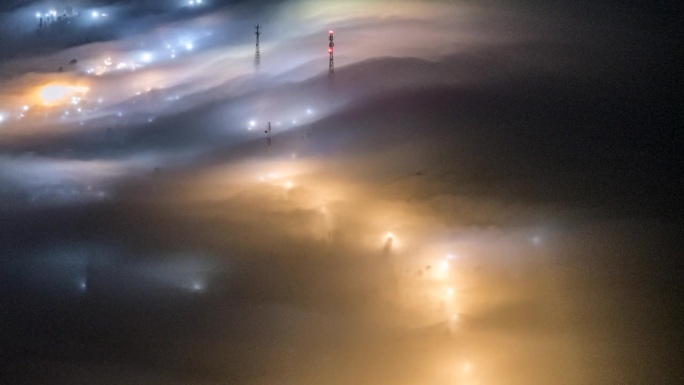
[328,30,334,74]
[255,24,261,68]
[265,121,271,146]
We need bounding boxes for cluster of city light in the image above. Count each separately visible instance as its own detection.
[35,8,107,20]
[91,10,109,19]
[244,108,315,132]
[35,10,58,19]
[39,84,89,106]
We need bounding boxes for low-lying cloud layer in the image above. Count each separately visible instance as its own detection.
[1,1,681,384]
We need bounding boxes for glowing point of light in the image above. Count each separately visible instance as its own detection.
[292,120,297,124]
[284,181,293,189]
[192,282,202,291]
[386,232,394,240]
[36,13,41,18]
[92,11,99,18]
[306,108,313,115]
[329,30,334,34]
[23,105,29,111]
[50,10,56,17]
[80,281,87,290]
[439,260,449,271]
[141,53,153,63]
[185,42,193,50]
[249,120,256,127]
[0,114,4,123]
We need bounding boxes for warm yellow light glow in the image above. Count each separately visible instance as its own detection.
[39,84,89,106]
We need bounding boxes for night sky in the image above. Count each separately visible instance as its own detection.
[0,1,682,384]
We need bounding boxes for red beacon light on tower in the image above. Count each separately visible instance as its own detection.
[328,30,335,74]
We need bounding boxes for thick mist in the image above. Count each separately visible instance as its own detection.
[1,1,681,384]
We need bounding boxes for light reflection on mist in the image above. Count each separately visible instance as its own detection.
[0,1,677,385]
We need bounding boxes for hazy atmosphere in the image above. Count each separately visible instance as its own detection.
[0,1,681,384]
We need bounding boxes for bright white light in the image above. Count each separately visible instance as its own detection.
[141,53,153,63]
[92,11,99,18]
[0,114,4,123]
[306,108,313,115]
[185,42,194,50]
[249,120,256,127]
[284,181,293,189]
[439,260,449,271]
[36,13,41,18]
[189,0,195,5]
[23,105,29,111]
[385,232,394,240]
[50,10,56,17]
[197,0,202,3]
